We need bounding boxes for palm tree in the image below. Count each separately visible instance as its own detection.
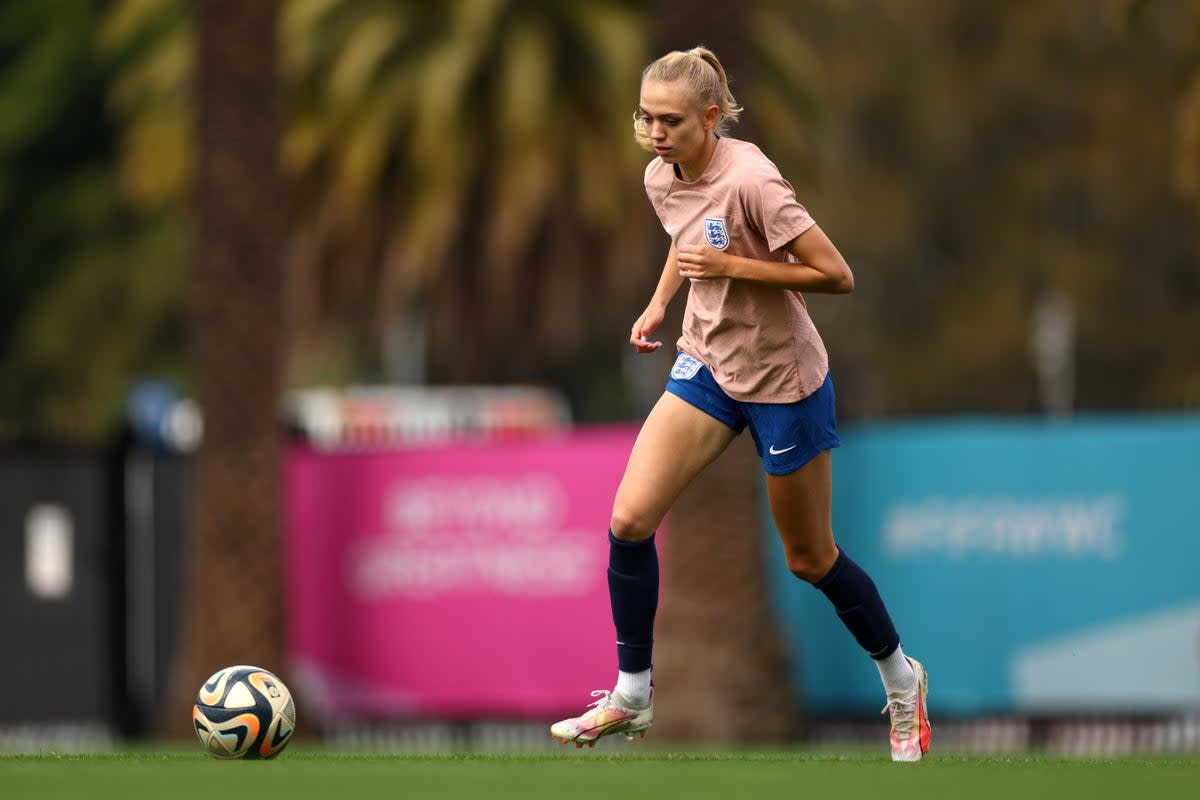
[162,0,285,736]
[102,0,653,392]
[283,1,654,387]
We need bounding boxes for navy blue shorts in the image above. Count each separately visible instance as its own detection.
[664,353,840,476]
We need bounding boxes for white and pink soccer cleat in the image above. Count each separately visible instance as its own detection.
[883,656,931,762]
[550,689,654,748]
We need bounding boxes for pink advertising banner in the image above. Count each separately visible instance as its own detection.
[284,425,650,721]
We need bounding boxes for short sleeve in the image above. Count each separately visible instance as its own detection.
[740,166,815,253]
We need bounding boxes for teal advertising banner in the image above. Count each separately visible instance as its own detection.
[762,415,1200,715]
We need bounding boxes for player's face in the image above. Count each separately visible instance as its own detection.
[638,80,718,179]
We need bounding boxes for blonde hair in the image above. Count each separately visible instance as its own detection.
[633,46,743,152]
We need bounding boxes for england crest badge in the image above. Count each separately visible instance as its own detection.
[670,353,703,380]
[703,217,729,250]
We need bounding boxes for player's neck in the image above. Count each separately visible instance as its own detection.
[675,134,719,183]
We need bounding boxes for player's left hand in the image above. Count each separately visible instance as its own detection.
[676,244,730,280]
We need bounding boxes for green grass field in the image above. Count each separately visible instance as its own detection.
[2,749,1197,800]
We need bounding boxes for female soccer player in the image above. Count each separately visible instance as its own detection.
[550,46,930,761]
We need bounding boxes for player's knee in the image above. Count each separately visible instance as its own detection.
[784,542,837,583]
[609,507,656,542]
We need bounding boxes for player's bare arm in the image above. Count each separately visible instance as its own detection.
[674,224,854,293]
[630,243,686,353]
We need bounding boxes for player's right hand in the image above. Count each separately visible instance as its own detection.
[630,309,664,353]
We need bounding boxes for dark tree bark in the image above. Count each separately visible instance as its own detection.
[162,0,285,737]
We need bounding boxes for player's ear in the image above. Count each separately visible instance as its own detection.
[704,104,719,131]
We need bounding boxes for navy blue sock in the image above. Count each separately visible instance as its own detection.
[608,530,659,673]
[812,548,900,660]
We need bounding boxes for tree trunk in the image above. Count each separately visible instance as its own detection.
[648,0,797,745]
[652,435,797,744]
[161,0,284,737]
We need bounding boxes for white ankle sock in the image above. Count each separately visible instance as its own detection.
[615,669,652,706]
[876,646,917,698]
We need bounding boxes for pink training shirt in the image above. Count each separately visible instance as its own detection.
[644,135,829,403]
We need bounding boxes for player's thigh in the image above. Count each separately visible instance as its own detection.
[611,392,737,540]
[765,449,838,581]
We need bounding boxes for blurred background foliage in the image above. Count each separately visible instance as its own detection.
[2,0,1198,445]
[0,0,186,443]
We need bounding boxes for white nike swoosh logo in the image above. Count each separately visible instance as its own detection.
[768,444,798,455]
[665,224,681,233]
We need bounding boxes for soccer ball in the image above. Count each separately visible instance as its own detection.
[192,665,296,759]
